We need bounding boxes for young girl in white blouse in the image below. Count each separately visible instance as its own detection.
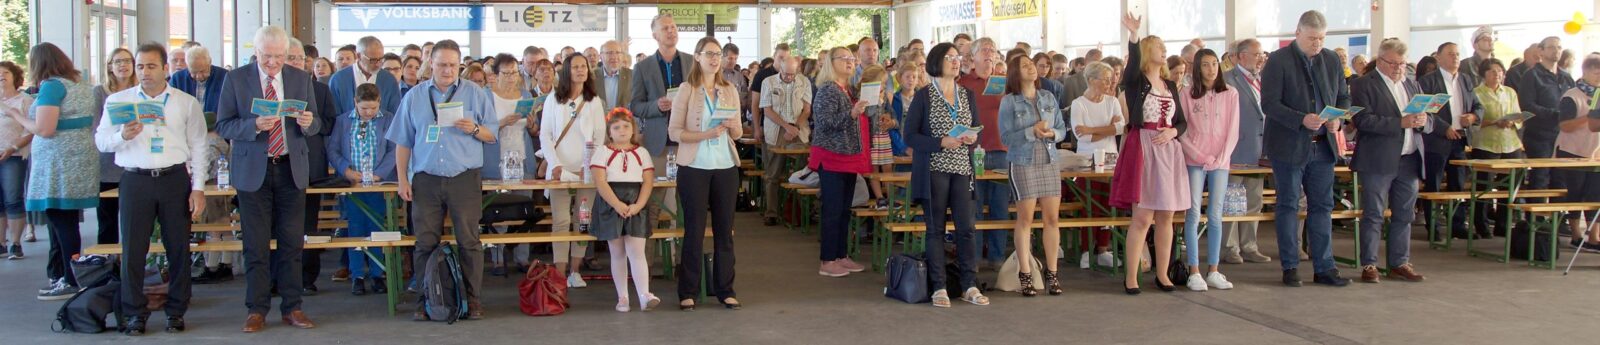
[590,108,658,312]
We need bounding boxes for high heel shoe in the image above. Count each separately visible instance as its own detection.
[1156,278,1176,292]
[1018,272,1038,297]
[720,297,742,310]
[1124,283,1141,295]
[1043,270,1063,296]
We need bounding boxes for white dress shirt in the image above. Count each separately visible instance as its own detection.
[94,85,211,190]
[1440,70,1466,130]
[353,66,378,89]
[1381,73,1423,155]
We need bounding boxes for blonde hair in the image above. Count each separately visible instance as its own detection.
[1139,36,1170,81]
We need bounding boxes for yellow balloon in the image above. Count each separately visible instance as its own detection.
[1565,20,1583,35]
[1576,12,1587,23]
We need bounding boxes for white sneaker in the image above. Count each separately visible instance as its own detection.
[1186,273,1208,291]
[1097,252,1118,267]
[1079,252,1091,269]
[1206,272,1234,290]
[567,272,588,288]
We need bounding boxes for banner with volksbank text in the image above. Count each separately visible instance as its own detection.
[338,5,485,32]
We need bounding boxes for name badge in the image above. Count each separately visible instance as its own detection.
[425,126,442,143]
[149,137,165,154]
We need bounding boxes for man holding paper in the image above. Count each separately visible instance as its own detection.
[95,43,208,335]
[955,37,1012,267]
[384,40,497,321]
[1419,42,1482,241]
[759,54,811,225]
[1348,38,1433,284]
[629,14,692,230]
[213,25,321,333]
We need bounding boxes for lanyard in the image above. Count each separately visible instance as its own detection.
[427,83,460,121]
[702,88,719,115]
[931,81,959,122]
[663,57,676,87]
[137,91,171,138]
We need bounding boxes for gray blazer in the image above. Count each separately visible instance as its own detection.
[214,63,323,192]
[628,51,696,155]
[1349,73,1440,177]
[999,91,1068,165]
[1222,67,1267,165]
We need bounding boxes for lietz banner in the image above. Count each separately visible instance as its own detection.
[656,5,739,32]
[338,5,484,32]
[494,5,609,33]
[990,0,1040,21]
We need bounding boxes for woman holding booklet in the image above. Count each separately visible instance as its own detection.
[905,42,986,308]
[1469,59,1526,238]
[810,46,873,278]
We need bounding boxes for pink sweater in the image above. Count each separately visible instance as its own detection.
[1176,86,1240,170]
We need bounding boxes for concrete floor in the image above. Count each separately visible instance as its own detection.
[1,209,1598,345]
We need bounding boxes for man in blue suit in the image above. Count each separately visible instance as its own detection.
[214,25,322,333]
[1219,38,1273,264]
[1260,10,1351,288]
[1349,38,1435,284]
[330,36,402,117]
[1419,42,1484,240]
[169,45,228,118]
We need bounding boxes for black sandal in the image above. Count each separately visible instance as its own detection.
[679,299,696,311]
[1018,272,1037,297]
[1043,270,1063,296]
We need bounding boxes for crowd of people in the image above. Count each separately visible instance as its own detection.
[1,8,1598,335]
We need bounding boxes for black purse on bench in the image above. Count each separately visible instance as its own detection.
[481,192,546,231]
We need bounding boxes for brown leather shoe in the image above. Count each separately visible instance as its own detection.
[241,313,265,333]
[1386,263,1426,282]
[1360,265,1380,284]
[466,300,484,320]
[282,310,317,329]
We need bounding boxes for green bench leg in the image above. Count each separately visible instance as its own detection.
[383,246,401,315]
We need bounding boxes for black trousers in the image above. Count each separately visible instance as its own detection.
[1423,137,1469,238]
[117,168,193,317]
[301,193,324,286]
[1524,135,1556,201]
[1469,149,1524,236]
[818,168,856,261]
[676,166,738,301]
[923,172,977,292]
[44,209,82,286]
[96,182,119,245]
[239,160,306,315]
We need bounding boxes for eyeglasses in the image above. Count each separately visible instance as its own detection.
[832,55,857,62]
[363,56,384,64]
[110,58,132,66]
[286,56,305,62]
[700,51,723,58]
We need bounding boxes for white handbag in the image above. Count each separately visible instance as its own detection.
[996,251,1045,292]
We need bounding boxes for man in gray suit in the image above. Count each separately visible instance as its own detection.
[1219,38,1272,264]
[1349,38,1434,284]
[630,14,693,229]
[214,25,322,333]
[596,40,634,110]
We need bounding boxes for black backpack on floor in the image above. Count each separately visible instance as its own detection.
[418,244,468,324]
[1510,228,1554,262]
[54,255,123,333]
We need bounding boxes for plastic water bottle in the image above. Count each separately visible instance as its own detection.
[582,141,595,185]
[577,198,592,234]
[359,161,375,188]
[502,150,524,184]
[665,152,679,180]
[216,157,231,190]
[973,147,986,175]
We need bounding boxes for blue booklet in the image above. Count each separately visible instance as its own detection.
[250,98,309,117]
[1317,105,1363,121]
[107,100,165,125]
[947,124,983,138]
[1401,94,1449,114]
[983,76,1006,95]
[513,95,547,118]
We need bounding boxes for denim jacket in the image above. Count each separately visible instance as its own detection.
[998,90,1068,165]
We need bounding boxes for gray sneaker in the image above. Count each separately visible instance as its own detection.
[38,282,77,301]
[6,244,21,260]
[38,278,59,294]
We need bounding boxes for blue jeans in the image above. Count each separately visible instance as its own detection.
[1184,166,1227,267]
[0,157,23,218]
[340,192,387,279]
[976,151,1012,263]
[1271,146,1338,274]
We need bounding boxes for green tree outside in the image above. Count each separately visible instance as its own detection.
[0,0,29,68]
[776,8,890,61]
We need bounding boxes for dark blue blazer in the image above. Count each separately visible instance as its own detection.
[905,83,981,203]
[1260,40,1351,165]
[328,66,402,118]
[169,65,228,114]
[327,109,399,182]
[214,63,323,192]
[1417,69,1483,150]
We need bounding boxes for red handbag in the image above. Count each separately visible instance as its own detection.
[518,260,569,316]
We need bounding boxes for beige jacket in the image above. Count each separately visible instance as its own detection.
[668,81,744,165]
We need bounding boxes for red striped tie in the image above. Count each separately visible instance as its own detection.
[265,77,286,157]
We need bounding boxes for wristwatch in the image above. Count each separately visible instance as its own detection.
[470,124,482,136]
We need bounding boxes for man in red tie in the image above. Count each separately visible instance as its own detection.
[214,25,321,333]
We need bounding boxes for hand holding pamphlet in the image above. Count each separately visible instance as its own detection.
[435,102,465,126]
[1317,105,1363,121]
[983,76,1006,95]
[947,124,984,139]
[860,82,883,106]
[250,98,309,118]
[108,100,165,125]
